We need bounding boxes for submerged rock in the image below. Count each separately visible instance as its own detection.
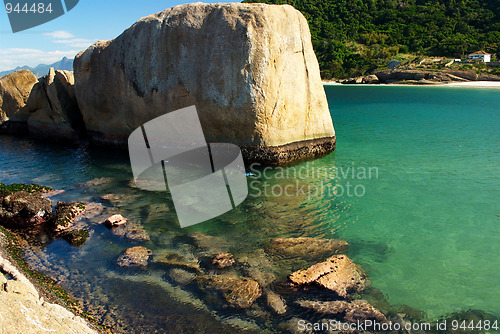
[188,232,231,254]
[266,237,348,260]
[100,193,136,207]
[62,229,89,247]
[198,274,262,309]
[103,214,127,227]
[73,2,335,164]
[51,202,86,233]
[109,221,150,242]
[297,299,387,323]
[152,249,201,272]
[0,191,52,228]
[211,253,235,269]
[289,255,367,298]
[117,246,152,267]
[168,268,196,285]
[237,249,276,287]
[265,290,287,315]
[0,69,38,133]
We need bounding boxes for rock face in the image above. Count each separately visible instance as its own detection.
[26,68,84,143]
[0,191,52,228]
[74,3,336,164]
[289,255,367,298]
[296,299,387,323]
[0,70,38,133]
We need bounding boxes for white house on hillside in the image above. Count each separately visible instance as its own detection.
[468,51,491,62]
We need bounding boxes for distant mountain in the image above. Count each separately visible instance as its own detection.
[0,57,74,78]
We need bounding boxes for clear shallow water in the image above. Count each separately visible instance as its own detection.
[0,85,499,331]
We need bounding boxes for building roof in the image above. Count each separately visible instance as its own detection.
[468,51,491,56]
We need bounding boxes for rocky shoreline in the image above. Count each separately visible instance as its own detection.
[325,69,500,86]
[2,180,499,333]
[0,228,101,333]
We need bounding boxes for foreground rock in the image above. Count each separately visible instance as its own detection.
[0,242,97,333]
[108,221,150,242]
[51,202,86,233]
[211,253,235,269]
[290,255,367,298]
[0,191,52,228]
[265,290,287,314]
[26,68,84,143]
[74,3,335,164]
[266,237,348,260]
[117,246,152,267]
[297,299,387,323]
[0,70,38,133]
[198,274,262,308]
[103,214,127,227]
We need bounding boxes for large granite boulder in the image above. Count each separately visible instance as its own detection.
[26,68,84,144]
[74,3,335,164]
[0,69,38,133]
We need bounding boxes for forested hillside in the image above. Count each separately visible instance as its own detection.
[243,0,500,79]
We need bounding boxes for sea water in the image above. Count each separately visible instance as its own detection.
[0,85,498,331]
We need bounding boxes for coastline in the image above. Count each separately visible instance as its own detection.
[323,80,500,89]
[0,227,103,333]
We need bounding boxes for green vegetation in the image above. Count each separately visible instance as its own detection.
[0,182,52,197]
[243,0,500,79]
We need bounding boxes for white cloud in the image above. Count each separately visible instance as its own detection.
[43,30,75,39]
[52,38,93,48]
[0,48,79,71]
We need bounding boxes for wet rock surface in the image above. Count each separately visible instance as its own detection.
[103,214,127,227]
[198,274,262,309]
[265,290,287,315]
[0,191,52,228]
[297,299,387,323]
[168,268,196,285]
[265,237,349,260]
[109,221,150,242]
[290,255,367,298]
[51,202,86,233]
[212,253,235,269]
[61,229,89,247]
[117,246,152,267]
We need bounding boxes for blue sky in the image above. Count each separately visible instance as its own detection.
[0,1,238,71]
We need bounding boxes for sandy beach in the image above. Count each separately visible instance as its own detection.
[323,80,500,88]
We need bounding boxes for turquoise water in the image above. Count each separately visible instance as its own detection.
[323,85,500,318]
[0,85,499,331]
